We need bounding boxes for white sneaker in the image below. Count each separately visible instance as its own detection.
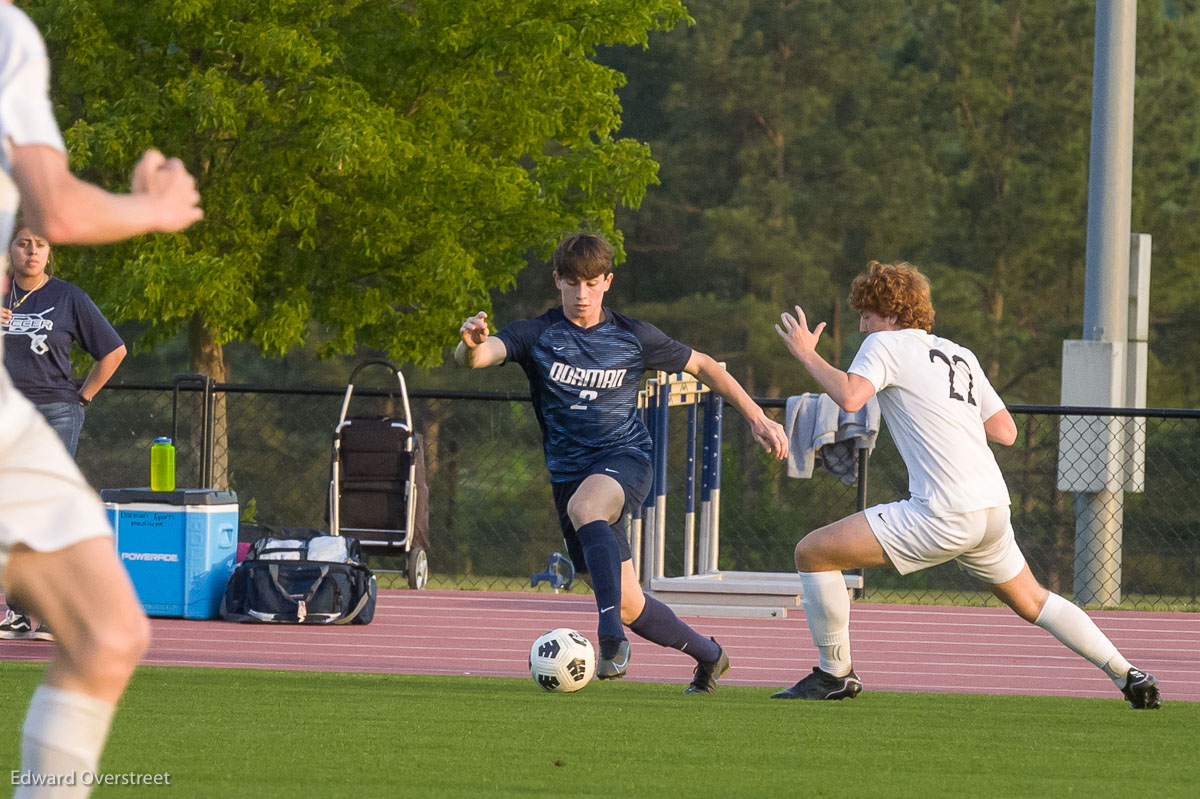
[0,609,35,640]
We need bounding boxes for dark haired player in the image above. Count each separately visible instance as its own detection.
[457,233,788,692]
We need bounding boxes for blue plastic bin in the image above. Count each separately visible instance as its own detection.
[101,488,238,619]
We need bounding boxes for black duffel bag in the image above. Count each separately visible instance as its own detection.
[220,529,377,625]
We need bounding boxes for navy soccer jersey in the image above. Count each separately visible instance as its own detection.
[496,307,692,481]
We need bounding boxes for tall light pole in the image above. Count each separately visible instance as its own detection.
[1059,0,1139,606]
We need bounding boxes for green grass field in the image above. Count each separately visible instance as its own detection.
[1,663,1196,798]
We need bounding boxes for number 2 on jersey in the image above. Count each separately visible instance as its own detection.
[928,349,976,406]
[571,389,598,410]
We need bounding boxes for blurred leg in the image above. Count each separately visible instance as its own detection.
[6,538,150,797]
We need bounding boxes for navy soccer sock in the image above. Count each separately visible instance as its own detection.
[575,520,624,641]
[630,595,720,663]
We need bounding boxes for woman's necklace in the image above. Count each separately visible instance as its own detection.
[8,274,48,312]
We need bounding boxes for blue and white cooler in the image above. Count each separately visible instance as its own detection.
[100,488,239,619]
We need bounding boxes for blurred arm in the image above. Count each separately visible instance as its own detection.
[9,144,202,244]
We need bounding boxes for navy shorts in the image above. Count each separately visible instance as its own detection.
[551,453,654,573]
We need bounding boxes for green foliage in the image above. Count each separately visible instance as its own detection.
[604,0,945,393]
[1130,1,1200,405]
[904,1,1095,398]
[600,0,1200,406]
[26,1,1200,404]
[31,0,688,371]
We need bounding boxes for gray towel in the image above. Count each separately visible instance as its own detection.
[785,393,880,484]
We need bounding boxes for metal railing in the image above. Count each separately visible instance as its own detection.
[73,382,1200,610]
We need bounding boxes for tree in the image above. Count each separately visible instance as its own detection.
[605,0,1200,408]
[604,0,938,399]
[907,0,1200,406]
[34,0,689,381]
[895,0,1097,402]
[34,0,687,490]
[1128,0,1200,406]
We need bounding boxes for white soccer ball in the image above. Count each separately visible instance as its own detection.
[529,628,596,693]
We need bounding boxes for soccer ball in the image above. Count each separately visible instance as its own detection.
[529,628,595,693]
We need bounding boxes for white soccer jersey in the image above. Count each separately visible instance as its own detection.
[0,5,108,573]
[848,328,1010,515]
[0,3,67,358]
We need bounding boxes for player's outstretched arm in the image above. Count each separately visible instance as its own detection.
[455,311,507,369]
[775,305,875,413]
[684,350,788,460]
[9,144,203,244]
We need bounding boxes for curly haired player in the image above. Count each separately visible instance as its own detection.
[772,260,1160,709]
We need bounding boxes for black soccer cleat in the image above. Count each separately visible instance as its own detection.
[771,666,863,700]
[1121,667,1161,710]
[597,636,631,680]
[684,639,730,694]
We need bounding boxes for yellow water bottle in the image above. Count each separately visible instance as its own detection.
[151,437,176,492]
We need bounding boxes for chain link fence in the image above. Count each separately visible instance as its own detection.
[76,382,1200,610]
[849,406,1200,611]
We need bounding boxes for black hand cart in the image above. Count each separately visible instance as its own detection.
[328,360,429,588]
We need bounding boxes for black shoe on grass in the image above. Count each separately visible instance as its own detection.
[1122,667,1161,710]
[597,636,630,680]
[683,639,730,694]
[771,666,863,700]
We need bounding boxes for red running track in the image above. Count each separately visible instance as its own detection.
[2,590,1196,702]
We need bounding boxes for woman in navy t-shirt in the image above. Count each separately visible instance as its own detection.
[1,225,126,641]
[1,225,126,456]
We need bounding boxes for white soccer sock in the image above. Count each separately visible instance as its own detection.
[16,685,116,799]
[1034,592,1132,687]
[799,570,852,677]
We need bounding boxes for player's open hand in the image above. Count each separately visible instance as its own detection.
[131,149,204,232]
[750,415,789,460]
[460,312,490,347]
[775,306,825,362]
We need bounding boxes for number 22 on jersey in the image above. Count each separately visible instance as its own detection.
[929,349,976,406]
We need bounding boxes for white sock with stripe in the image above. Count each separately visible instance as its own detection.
[1034,592,1132,687]
[799,571,852,678]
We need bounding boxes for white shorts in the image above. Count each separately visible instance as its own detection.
[0,374,113,583]
[864,499,1026,585]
